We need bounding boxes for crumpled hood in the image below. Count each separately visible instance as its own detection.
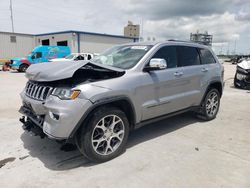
[25,60,124,82]
[238,60,250,69]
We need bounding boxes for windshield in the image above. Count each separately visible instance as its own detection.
[26,52,34,58]
[92,45,152,69]
[65,54,75,59]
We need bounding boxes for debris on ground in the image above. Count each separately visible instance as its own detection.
[0,157,16,168]
[19,155,29,160]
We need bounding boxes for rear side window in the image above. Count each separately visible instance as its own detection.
[199,48,216,64]
[152,46,177,68]
[177,46,200,67]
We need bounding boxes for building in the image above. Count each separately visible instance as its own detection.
[0,30,138,59]
[0,31,35,59]
[190,31,213,46]
[124,21,140,38]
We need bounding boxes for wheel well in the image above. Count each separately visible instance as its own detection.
[107,99,136,130]
[20,63,29,69]
[208,82,223,97]
[73,98,136,139]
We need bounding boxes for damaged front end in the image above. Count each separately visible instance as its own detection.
[19,60,125,140]
[20,116,46,139]
[234,60,250,90]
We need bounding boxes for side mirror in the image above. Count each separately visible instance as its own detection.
[144,58,167,71]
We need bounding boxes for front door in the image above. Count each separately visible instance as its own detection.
[141,45,190,120]
[32,52,43,63]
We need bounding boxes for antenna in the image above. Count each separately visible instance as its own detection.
[10,0,14,32]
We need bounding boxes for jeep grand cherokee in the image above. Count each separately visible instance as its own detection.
[19,41,224,162]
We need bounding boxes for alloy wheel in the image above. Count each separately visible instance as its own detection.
[206,91,219,117]
[91,115,125,155]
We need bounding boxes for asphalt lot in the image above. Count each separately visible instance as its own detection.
[0,63,249,188]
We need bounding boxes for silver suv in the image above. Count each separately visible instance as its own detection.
[19,41,224,162]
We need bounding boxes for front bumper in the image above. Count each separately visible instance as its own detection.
[10,65,19,70]
[10,61,20,70]
[234,72,250,90]
[19,91,92,140]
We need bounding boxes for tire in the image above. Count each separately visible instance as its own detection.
[234,78,239,88]
[234,74,240,88]
[18,64,29,72]
[196,88,220,121]
[76,106,130,163]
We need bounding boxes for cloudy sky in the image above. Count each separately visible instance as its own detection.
[1,0,250,54]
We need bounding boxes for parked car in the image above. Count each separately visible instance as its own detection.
[234,59,250,89]
[10,45,71,72]
[19,41,224,162]
[50,53,93,62]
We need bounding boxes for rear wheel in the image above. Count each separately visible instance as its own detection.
[76,107,129,163]
[18,64,29,72]
[196,88,220,121]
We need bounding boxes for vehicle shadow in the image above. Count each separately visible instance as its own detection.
[10,70,23,73]
[127,113,200,148]
[20,112,202,171]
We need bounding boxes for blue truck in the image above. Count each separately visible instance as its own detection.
[10,45,71,72]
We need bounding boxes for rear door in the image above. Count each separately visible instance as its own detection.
[197,48,219,101]
[175,46,204,107]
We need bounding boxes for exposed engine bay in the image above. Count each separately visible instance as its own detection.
[29,63,125,88]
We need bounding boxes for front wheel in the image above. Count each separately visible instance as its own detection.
[18,64,29,72]
[197,88,220,121]
[76,107,129,163]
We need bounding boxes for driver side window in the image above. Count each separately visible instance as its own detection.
[32,52,42,59]
[152,46,177,68]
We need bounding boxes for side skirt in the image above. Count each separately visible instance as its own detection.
[134,106,199,130]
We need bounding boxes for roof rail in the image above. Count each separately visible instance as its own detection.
[168,39,193,43]
[167,39,209,46]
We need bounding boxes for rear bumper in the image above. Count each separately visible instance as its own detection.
[19,91,93,140]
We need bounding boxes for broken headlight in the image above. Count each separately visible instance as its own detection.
[52,88,81,100]
[236,73,247,80]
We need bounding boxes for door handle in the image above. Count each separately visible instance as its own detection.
[201,68,208,72]
[174,71,183,77]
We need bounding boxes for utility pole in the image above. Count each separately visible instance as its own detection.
[227,41,230,55]
[10,0,14,32]
[234,39,237,55]
[140,18,143,42]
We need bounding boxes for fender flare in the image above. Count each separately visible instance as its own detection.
[68,95,136,139]
[20,59,31,65]
[200,81,223,105]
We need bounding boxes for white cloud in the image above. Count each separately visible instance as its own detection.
[0,0,250,54]
[142,12,250,43]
